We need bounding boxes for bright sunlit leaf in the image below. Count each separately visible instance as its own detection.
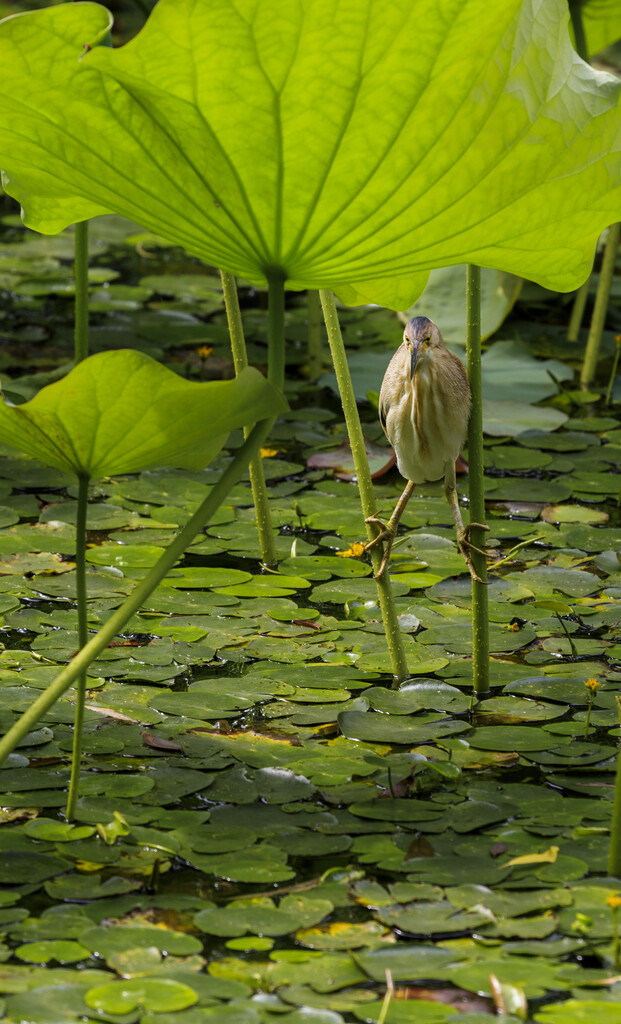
[0,0,619,308]
[503,846,560,867]
[0,350,286,478]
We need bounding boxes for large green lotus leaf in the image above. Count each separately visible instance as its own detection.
[0,350,285,478]
[0,1,620,309]
[400,267,523,344]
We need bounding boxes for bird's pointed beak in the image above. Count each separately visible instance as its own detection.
[409,341,419,379]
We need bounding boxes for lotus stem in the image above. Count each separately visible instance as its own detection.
[608,697,621,878]
[220,269,277,565]
[0,418,276,770]
[613,903,621,969]
[66,222,90,820]
[567,278,590,342]
[66,472,90,820]
[267,270,286,392]
[605,335,621,406]
[568,0,588,62]
[581,223,620,389]
[131,0,152,17]
[319,288,409,683]
[307,290,323,379]
[466,264,489,696]
[556,612,578,659]
[73,221,89,364]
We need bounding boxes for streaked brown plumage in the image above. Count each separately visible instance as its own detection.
[366,316,488,579]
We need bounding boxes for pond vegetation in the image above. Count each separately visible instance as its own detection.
[0,1,619,1022]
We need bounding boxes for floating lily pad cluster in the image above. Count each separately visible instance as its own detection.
[0,206,620,1023]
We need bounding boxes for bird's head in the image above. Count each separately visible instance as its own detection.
[403,316,443,378]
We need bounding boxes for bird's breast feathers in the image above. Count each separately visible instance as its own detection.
[384,366,469,484]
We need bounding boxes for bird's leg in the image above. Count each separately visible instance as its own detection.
[365,480,415,577]
[443,462,489,584]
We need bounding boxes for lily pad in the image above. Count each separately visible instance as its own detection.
[482,401,568,437]
[338,710,469,744]
[194,896,333,941]
[85,978,198,1014]
[480,342,573,403]
[468,726,561,752]
[15,941,90,964]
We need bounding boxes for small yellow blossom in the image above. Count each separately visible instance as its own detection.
[196,345,213,359]
[260,446,281,458]
[615,334,621,345]
[585,678,601,692]
[336,542,366,558]
[607,895,621,910]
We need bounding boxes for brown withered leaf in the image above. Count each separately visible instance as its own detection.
[142,731,184,752]
[396,986,492,1014]
[405,836,434,859]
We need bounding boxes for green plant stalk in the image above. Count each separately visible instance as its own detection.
[267,271,286,391]
[73,221,89,365]
[307,290,323,379]
[319,288,409,682]
[609,696,621,878]
[556,612,578,659]
[568,0,588,62]
[567,278,590,342]
[613,906,620,970]
[466,264,489,696]
[490,534,545,570]
[581,222,620,388]
[66,472,90,820]
[584,690,594,740]
[605,336,621,406]
[565,0,597,353]
[0,417,275,769]
[65,221,90,819]
[132,0,152,17]
[220,269,277,565]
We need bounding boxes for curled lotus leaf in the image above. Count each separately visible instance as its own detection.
[0,350,286,478]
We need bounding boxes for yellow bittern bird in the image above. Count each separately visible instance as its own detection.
[365,315,488,580]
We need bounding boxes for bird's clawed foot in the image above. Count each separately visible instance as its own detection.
[364,514,395,578]
[457,522,490,585]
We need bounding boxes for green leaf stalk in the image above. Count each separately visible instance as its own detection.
[66,472,89,820]
[609,696,621,878]
[466,265,489,696]
[568,0,588,61]
[566,3,620,390]
[220,269,277,565]
[66,220,90,819]
[319,289,409,683]
[567,278,590,342]
[306,290,323,380]
[605,334,621,406]
[581,223,621,389]
[73,221,89,365]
